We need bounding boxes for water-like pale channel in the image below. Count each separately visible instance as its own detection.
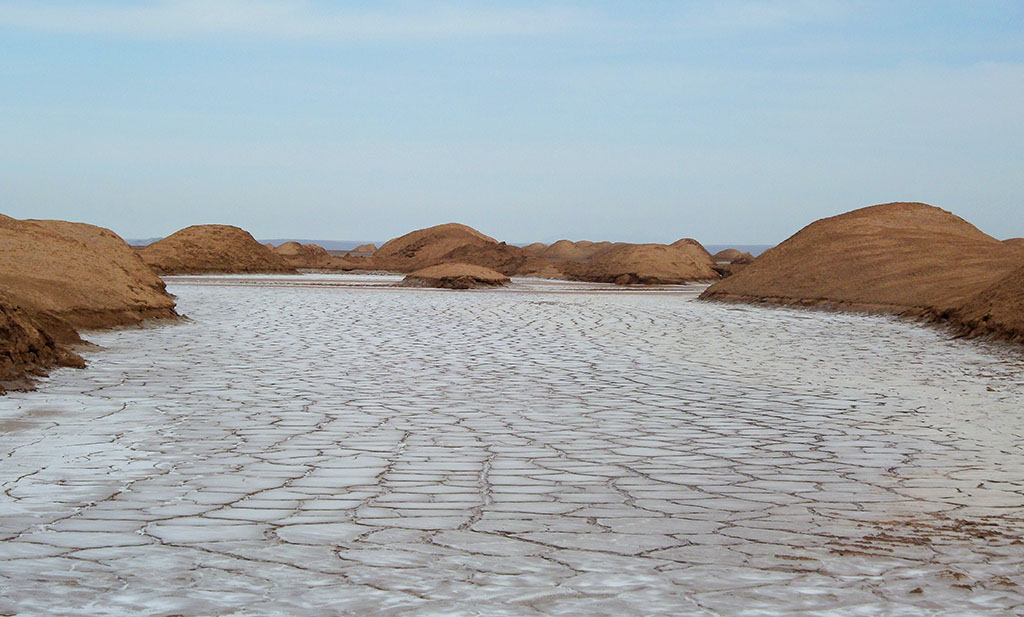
[2,274,1023,616]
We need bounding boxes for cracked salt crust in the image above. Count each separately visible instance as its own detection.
[1,273,1023,616]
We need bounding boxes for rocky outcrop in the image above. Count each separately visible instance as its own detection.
[700,202,1022,316]
[139,225,297,275]
[400,263,511,289]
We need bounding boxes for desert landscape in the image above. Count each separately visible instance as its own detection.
[1,201,1024,615]
[3,3,1022,616]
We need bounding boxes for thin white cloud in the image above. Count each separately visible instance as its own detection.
[0,0,587,40]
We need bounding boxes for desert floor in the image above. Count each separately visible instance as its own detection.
[1,274,1022,616]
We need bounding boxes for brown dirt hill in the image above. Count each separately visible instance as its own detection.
[375,223,497,270]
[712,248,755,263]
[948,265,1024,344]
[0,293,84,393]
[440,242,549,277]
[1005,238,1024,253]
[522,242,547,254]
[1,215,179,334]
[139,225,297,275]
[351,243,377,254]
[541,240,615,261]
[373,223,547,276]
[565,242,719,285]
[274,241,336,268]
[671,238,715,262]
[400,263,510,289]
[700,202,1022,315]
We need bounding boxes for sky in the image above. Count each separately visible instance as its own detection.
[1,1,1022,245]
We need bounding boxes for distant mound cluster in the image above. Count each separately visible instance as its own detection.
[5,199,1024,389]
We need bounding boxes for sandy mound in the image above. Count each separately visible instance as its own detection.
[1,215,179,334]
[375,223,497,270]
[0,293,85,393]
[541,240,615,261]
[712,248,755,263]
[373,223,545,275]
[671,238,715,261]
[522,242,548,254]
[948,266,1024,343]
[351,243,377,254]
[273,241,338,268]
[700,202,1021,314]
[565,242,719,285]
[1,214,178,388]
[401,263,510,289]
[440,242,549,276]
[139,225,297,275]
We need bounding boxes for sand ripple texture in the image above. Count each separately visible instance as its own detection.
[2,274,1023,616]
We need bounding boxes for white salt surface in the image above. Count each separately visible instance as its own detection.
[1,274,1023,616]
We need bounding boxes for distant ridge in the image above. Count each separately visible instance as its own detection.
[126,238,383,251]
[260,239,383,251]
[130,237,773,256]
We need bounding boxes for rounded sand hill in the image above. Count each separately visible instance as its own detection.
[274,241,335,268]
[375,223,497,269]
[139,225,297,275]
[712,248,755,264]
[949,265,1024,343]
[374,223,545,275]
[671,238,715,262]
[541,240,615,261]
[700,202,1022,314]
[351,243,377,254]
[566,242,719,285]
[522,242,548,254]
[0,215,179,334]
[400,263,510,289]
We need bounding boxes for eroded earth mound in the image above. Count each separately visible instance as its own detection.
[139,225,297,275]
[541,240,615,261]
[1,215,178,333]
[274,241,337,268]
[713,248,755,263]
[565,242,719,285]
[400,263,511,289]
[948,265,1024,343]
[0,214,179,389]
[374,223,545,275]
[0,293,84,393]
[700,202,1022,315]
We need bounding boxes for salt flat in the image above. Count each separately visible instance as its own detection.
[1,274,1023,616]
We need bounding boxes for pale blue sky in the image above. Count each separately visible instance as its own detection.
[1,1,1021,244]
